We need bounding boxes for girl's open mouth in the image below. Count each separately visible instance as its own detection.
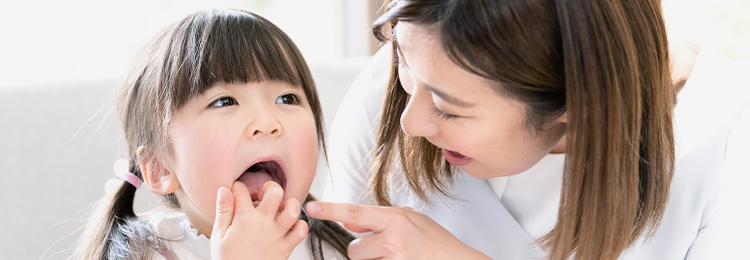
[236,161,287,203]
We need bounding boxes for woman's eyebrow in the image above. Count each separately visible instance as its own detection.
[424,83,475,108]
[394,38,410,69]
[396,46,409,69]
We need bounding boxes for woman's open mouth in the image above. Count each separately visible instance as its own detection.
[236,160,287,204]
[441,149,473,166]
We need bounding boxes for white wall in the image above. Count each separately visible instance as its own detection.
[662,0,750,59]
[0,0,350,92]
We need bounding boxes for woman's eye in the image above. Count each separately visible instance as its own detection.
[395,55,405,68]
[276,93,300,105]
[209,96,238,107]
[433,106,459,120]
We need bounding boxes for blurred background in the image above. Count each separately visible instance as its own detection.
[0,0,747,259]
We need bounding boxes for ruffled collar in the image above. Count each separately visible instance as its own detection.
[148,211,211,259]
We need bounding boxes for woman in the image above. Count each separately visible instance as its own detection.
[310,0,750,259]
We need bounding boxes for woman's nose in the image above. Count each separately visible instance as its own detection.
[400,87,439,138]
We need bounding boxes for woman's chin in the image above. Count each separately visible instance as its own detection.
[461,164,522,179]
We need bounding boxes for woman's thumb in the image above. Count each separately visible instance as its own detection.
[212,186,234,239]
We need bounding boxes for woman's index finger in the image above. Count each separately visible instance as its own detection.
[305,201,390,233]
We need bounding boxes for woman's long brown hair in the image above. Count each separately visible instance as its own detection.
[371,0,674,259]
[72,9,352,259]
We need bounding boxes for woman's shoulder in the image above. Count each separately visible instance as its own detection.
[673,41,750,159]
[624,105,750,258]
[324,43,392,205]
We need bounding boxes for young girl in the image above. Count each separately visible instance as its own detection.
[73,9,353,260]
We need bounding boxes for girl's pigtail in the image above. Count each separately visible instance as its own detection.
[545,0,674,259]
[72,164,160,259]
[303,195,354,260]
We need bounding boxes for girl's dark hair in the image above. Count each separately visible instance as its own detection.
[303,195,356,259]
[73,9,352,259]
[371,0,674,259]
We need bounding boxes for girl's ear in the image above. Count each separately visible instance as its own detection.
[138,146,181,195]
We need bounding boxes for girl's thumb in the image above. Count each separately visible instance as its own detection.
[212,186,234,239]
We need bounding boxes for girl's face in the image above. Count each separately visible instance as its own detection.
[167,81,319,236]
[395,22,565,179]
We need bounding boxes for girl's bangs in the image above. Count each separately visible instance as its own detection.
[172,10,304,108]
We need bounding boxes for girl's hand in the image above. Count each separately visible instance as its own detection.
[211,181,308,260]
[305,201,491,260]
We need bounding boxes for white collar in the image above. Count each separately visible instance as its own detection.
[486,153,565,239]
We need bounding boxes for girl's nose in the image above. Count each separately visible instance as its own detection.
[400,86,439,138]
[245,112,282,138]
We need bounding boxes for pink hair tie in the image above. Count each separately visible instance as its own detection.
[105,159,143,193]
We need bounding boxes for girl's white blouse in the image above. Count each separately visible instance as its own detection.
[323,42,750,259]
[147,212,345,259]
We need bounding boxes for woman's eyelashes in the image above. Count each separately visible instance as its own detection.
[433,106,459,120]
[209,96,238,107]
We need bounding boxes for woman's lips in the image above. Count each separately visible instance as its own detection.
[441,148,473,166]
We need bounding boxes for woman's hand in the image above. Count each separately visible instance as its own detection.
[305,201,491,260]
[210,181,308,260]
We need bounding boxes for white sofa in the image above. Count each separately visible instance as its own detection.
[0,58,370,259]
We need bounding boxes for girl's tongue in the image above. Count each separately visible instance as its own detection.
[237,171,274,201]
[237,162,281,201]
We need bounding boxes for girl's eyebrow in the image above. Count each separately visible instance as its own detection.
[424,83,475,108]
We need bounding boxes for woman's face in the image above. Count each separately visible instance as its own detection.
[395,22,565,178]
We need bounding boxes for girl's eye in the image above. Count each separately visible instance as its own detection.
[209,96,238,107]
[276,93,301,105]
[433,106,459,120]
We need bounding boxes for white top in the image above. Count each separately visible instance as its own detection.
[323,42,750,259]
[148,212,346,260]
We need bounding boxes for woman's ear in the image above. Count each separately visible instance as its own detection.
[138,146,180,195]
[557,111,568,123]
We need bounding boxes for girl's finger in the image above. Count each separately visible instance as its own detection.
[284,219,309,247]
[211,186,234,239]
[257,181,284,215]
[276,198,302,231]
[231,181,255,215]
